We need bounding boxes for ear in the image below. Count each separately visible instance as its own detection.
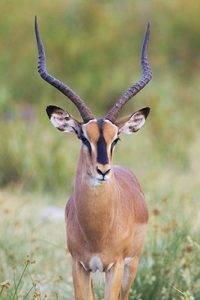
[117,107,150,134]
[46,105,81,135]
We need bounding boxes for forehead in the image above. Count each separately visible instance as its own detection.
[82,119,118,143]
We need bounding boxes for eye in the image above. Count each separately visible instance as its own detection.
[81,136,90,145]
[81,136,92,155]
[111,137,120,154]
[112,137,120,146]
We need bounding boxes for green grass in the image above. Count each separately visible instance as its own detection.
[0,190,73,299]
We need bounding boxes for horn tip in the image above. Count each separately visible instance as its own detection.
[34,16,38,33]
[146,21,151,36]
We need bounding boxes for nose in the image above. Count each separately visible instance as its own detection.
[96,167,111,177]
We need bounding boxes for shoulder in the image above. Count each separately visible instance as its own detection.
[113,165,145,199]
[113,165,148,223]
[113,165,141,188]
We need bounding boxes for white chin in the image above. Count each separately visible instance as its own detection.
[89,176,109,187]
[89,177,101,187]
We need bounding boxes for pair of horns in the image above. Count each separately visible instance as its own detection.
[35,16,152,123]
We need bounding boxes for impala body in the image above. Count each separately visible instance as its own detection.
[35,17,152,300]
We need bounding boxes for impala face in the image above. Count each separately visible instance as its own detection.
[46,105,150,185]
[81,119,118,183]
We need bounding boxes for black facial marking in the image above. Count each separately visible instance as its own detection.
[79,129,92,155]
[96,119,109,165]
[82,137,92,155]
[111,137,120,154]
[46,105,63,119]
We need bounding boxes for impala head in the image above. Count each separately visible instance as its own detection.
[35,17,152,184]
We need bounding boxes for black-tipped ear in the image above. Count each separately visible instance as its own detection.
[46,105,62,119]
[45,105,80,134]
[140,107,150,119]
[117,107,151,134]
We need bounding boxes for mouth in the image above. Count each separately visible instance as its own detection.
[87,174,107,182]
[99,178,106,182]
[87,172,110,187]
[98,175,110,182]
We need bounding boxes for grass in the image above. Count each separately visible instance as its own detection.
[0,190,73,299]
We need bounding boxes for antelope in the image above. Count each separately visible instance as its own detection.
[35,17,152,300]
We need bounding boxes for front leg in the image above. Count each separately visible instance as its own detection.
[120,256,140,300]
[72,259,95,300]
[104,259,124,300]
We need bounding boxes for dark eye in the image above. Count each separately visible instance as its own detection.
[81,136,89,145]
[111,137,120,154]
[81,136,92,154]
[112,137,120,146]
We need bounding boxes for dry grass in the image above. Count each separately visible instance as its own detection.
[0,190,73,299]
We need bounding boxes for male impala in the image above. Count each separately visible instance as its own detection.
[35,17,152,300]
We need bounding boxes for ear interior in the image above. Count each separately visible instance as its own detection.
[46,105,80,134]
[118,107,150,134]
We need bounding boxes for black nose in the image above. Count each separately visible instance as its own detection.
[96,167,111,177]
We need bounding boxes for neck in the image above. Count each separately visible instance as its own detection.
[74,147,118,250]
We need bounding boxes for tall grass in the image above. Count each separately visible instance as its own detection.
[0,191,73,299]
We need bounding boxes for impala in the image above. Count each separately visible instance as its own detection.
[35,17,152,300]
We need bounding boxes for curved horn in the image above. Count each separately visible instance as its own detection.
[34,16,94,123]
[105,22,152,123]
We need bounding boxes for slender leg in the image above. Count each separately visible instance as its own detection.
[72,259,95,300]
[104,259,124,300]
[120,256,140,300]
[120,224,147,300]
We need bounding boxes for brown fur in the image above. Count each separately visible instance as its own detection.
[65,120,148,299]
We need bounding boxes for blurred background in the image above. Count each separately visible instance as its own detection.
[0,1,199,299]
